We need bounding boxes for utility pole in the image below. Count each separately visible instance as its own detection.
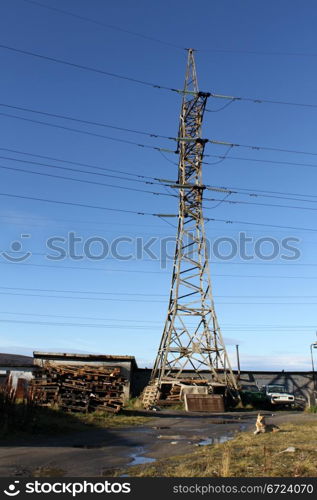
[310,341,317,404]
[150,49,238,395]
[236,344,241,379]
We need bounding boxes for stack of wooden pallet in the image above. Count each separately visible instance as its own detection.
[157,378,211,406]
[157,384,182,405]
[30,363,126,413]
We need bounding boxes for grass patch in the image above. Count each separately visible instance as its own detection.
[118,418,317,477]
[306,405,317,414]
[77,411,152,428]
[123,398,144,410]
[0,397,152,440]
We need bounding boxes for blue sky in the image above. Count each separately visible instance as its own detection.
[1,0,317,370]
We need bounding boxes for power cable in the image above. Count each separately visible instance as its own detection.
[0,311,314,328]
[3,159,317,208]
[0,286,317,296]
[4,108,317,159]
[0,103,176,141]
[206,92,317,110]
[0,44,181,92]
[208,139,317,157]
[204,196,317,213]
[0,147,158,180]
[2,147,317,203]
[0,318,160,328]
[3,41,317,112]
[205,216,317,233]
[0,163,178,199]
[18,1,317,60]
[1,285,317,297]
[205,153,317,170]
[0,155,160,186]
[0,191,163,217]
[20,0,186,51]
[0,261,315,279]
[0,112,177,154]
[0,310,165,323]
[1,189,317,233]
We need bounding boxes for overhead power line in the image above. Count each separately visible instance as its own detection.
[0,44,181,92]
[1,286,316,300]
[0,310,314,330]
[0,191,160,216]
[1,190,317,233]
[0,285,164,297]
[204,196,317,213]
[197,47,317,57]
[0,163,178,199]
[5,105,317,163]
[0,311,315,327]
[2,145,317,202]
[3,153,317,206]
[1,286,317,298]
[0,261,315,279]
[0,155,160,186]
[0,112,176,154]
[21,0,185,51]
[3,42,317,114]
[4,106,317,159]
[0,316,314,329]
[0,318,160,328]
[205,216,317,233]
[19,1,317,61]
[0,290,164,302]
[0,147,158,181]
[0,104,176,141]
[0,310,164,323]
[206,92,317,111]
[205,153,317,170]
[208,139,317,158]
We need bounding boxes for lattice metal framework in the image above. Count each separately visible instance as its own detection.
[151,49,238,391]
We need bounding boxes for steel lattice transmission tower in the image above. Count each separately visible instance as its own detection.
[151,49,238,393]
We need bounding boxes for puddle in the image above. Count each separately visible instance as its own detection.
[198,435,233,446]
[130,455,156,466]
[128,447,156,466]
[73,444,103,449]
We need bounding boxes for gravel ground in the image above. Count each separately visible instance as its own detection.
[0,410,307,477]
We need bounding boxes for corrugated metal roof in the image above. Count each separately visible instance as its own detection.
[0,353,33,367]
[33,352,138,368]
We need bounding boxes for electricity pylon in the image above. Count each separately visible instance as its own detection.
[151,49,238,393]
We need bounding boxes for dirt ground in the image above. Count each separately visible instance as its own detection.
[0,410,311,477]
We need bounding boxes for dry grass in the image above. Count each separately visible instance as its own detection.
[120,419,317,477]
[77,411,152,428]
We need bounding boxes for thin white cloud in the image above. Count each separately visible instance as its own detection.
[231,353,312,371]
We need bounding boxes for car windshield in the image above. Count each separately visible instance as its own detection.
[267,385,287,393]
[242,385,259,392]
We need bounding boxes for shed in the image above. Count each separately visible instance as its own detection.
[33,352,138,402]
[0,353,34,398]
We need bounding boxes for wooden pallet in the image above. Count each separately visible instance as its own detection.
[141,384,159,408]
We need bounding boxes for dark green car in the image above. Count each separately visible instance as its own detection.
[240,384,268,408]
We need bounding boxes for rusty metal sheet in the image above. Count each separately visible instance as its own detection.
[185,394,225,412]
